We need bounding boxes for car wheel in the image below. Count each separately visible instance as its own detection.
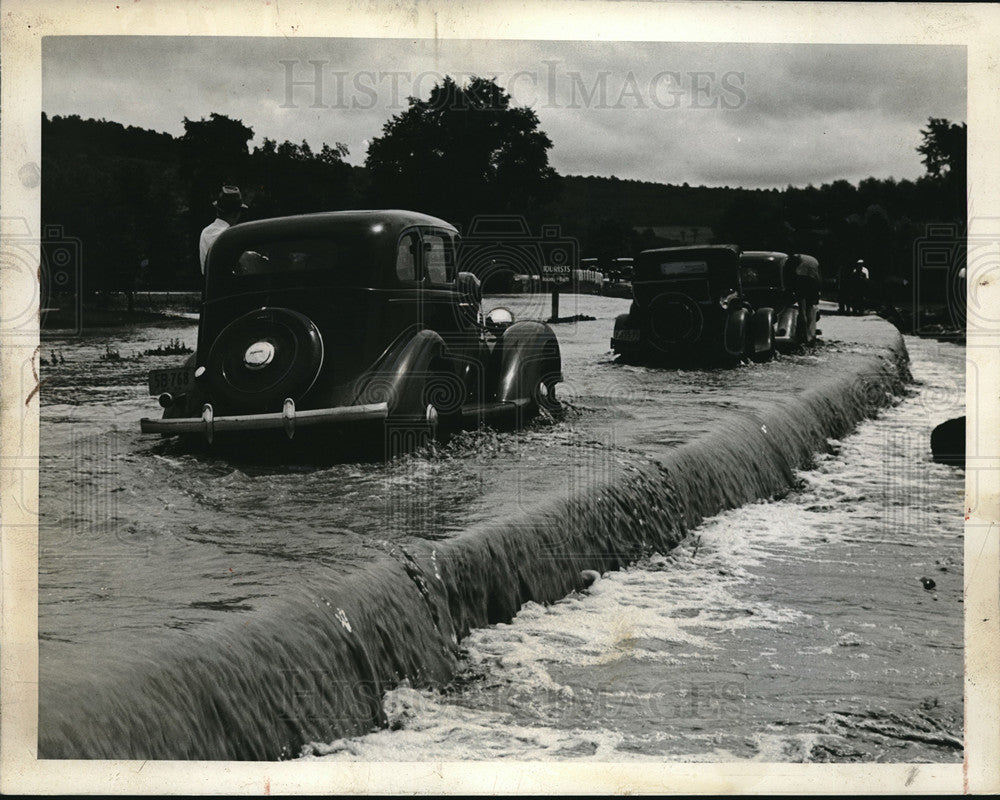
[647,293,703,352]
[751,332,775,362]
[205,307,324,413]
[386,366,464,454]
[424,361,466,440]
[533,377,561,414]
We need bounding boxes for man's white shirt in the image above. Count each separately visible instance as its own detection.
[199,218,230,273]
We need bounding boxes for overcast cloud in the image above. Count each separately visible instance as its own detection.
[42,37,965,190]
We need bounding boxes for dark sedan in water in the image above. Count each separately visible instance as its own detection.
[611,244,777,364]
[141,210,563,450]
[739,250,822,351]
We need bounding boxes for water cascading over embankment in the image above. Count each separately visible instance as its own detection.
[39,327,910,760]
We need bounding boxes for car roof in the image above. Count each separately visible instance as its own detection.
[640,244,740,258]
[741,251,788,262]
[221,209,458,242]
[205,210,460,284]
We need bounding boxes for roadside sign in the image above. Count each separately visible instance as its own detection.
[541,264,572,284]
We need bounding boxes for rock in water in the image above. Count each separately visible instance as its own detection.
[579,570,602,590]
[931,416,965,468]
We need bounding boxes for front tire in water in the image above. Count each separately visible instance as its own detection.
[385,370,463,456]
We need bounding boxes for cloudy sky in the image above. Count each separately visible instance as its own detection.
[42,37,965,190]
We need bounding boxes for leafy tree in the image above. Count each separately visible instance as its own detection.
[917,118,966,179]
[179,113,254,217]
[248,137,357,217]
[365,75,559,226]
[915,117,966,224]
[41,114,193,300]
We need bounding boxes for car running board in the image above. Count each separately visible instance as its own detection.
[460,398,532,426]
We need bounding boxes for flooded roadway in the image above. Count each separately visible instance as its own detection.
[38,293,851,648]
[302,334,965,763]
[37,295,962,761]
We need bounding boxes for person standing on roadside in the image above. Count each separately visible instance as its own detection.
[853,258,870,313]
[199,185,248,274]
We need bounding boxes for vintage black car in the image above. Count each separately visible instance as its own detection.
[140,210,563,448]
[739,251,822,350]
[611,245,777,363]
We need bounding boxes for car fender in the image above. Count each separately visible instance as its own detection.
[723,307,750,357]
[749,307,776,361]
[355,328,464,418]
[774,306,798,347]
[494,321,562,410]
[613,312,633,334]
[611,311,646,360]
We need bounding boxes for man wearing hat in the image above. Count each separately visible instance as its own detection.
[199,185,248,273]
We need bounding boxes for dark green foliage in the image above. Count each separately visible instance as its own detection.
[917,118,966,180]
[41,106,965,331]
[178,113,255,249]
[42,113,191,300]
[365,76,560,228]
[41,113,362,314]
[247,137,356,218]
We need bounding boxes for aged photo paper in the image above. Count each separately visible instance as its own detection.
[2,0,998,794]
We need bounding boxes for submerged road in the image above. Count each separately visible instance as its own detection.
[303,334,964,766]
[37,296,924,760]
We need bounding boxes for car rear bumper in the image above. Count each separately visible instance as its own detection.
[140,401,390,440]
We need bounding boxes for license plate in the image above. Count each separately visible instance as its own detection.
[615,328,641,342]
[148,367,195,396]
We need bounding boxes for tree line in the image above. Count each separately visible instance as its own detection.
[42,111,363,295]
[40,78,965,316]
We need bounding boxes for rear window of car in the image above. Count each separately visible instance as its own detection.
[740,260,784,288]
[655,259,709,278]
[208,236,375,292]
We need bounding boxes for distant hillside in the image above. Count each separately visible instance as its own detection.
[43,113,178,162]
[548,175,768,230]
[41,113,964,307]
[537,175,788,256]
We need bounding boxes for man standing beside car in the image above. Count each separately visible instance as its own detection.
[199,185,248,273]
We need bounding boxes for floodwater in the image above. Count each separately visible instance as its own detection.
[302,335,965,763]
[37,293,844,648]
[37,294,963,761]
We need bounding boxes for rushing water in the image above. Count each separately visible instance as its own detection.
[37,296,962,761]
[300,335,965,763]
[37,294,849,649]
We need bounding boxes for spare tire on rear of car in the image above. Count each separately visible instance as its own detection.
[205,307,324,414]
[647,292,704,349]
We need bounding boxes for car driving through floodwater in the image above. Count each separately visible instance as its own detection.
[611,245,821,365]
[140,210,563,452]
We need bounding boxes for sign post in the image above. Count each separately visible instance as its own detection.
[541,264,572,322]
